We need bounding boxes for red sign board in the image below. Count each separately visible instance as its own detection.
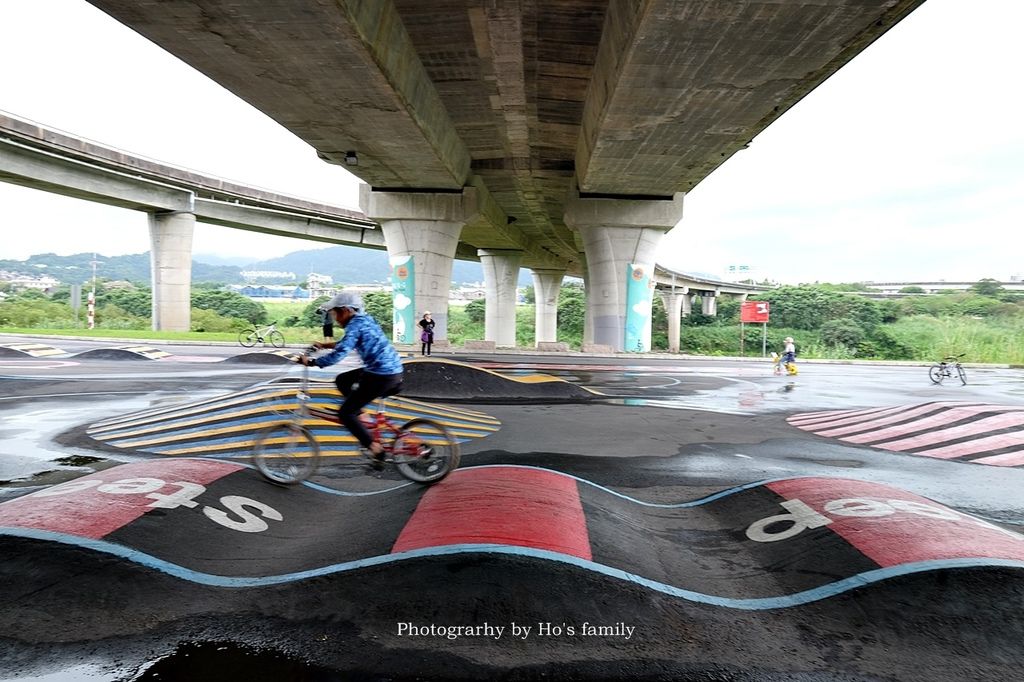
[740,301,770,323]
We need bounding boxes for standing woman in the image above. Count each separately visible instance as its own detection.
[418,311,435,356]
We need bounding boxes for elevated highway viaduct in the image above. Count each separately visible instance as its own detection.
[1,112,759,349]
[13,0,925,347]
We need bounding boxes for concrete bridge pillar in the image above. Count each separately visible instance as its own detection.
[565,192,684,352]
[148,211,194,332]
[478,249,523,347]
[580,260,594,345]
[360,186,478,344]
[701,289,719,316]
[658,289,687,354]
[531,268,565,345]
[682,292,693,317]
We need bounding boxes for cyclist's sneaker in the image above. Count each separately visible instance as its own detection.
[361,447,385,470]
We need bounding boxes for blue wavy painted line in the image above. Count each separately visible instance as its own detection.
[2,527,1021,608]
[462,464,794,508]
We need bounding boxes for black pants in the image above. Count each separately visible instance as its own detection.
[334,368,404,448]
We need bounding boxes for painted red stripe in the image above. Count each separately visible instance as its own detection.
[840,405,1018,443]
[0,459,241,539]
[876,413,1024,452]
[391,467,592,560]
[790,401,979,429]
[815,402,976,439]
[971,450,1024,467]
[766,478,1024,567]
[914,432,1024,460]
[787,404,907,428]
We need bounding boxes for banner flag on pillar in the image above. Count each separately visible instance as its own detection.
[624,263,653,353]
[390,256,415,344]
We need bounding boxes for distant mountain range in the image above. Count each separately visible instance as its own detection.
[0,252,240,285]
[1,245,533,286]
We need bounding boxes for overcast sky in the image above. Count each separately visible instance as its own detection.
[1,0,1021,284]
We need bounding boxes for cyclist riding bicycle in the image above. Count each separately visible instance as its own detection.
[296,291,403,468]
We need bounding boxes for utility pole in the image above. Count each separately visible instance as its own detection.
[88,253,99,329]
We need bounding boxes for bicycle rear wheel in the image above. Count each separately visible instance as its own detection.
[928,365,945,384]
[239,329,258,348]
[269,330,286,348]
[392,418,459,484]
[253,422,320,484]
[957,365,967,385]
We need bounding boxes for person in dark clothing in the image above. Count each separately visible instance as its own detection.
[319,304,334,342]
[418,311,435,356]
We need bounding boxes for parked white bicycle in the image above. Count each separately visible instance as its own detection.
[238,321,285,348]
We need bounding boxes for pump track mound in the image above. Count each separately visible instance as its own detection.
[0,459,1022,680]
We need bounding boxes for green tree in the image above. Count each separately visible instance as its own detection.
[899,286,926,294]
[955,295,1004,318]
[522,285,535,304]
[762,285,881,331]
[465,298,486,323]
[97,286,151,318]
[970,279,1004,297]
[190,308,248,332]
[191,290,266,324]
[95,304,148,330]
[556,283,585,337]
[820,318,865,350]
[0,297,76,327]
[302,296,331,326]
[715,297,741,323]
[363,291,393,337]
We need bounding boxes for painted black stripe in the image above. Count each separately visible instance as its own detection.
[580,483,879,600]
[818,404,997,441]
[103,469,423,577]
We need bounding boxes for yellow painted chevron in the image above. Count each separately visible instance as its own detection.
[87,383,501,458]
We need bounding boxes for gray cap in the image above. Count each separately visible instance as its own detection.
[325,291,363,312]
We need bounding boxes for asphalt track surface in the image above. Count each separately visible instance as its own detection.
[1,336,1023,680]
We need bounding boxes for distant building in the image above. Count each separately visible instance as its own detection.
[450,286,486,302]
[230,284,305,300]
[240,270,296,283]
[307,273,336,299]
[5,274,60,293]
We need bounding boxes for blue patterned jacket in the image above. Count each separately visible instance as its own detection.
[313,313,403,376]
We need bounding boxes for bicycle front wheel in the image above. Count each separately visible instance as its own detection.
[928,365,945,384]
[957,365,967,385]
[392,418,459,484]
[253,422,320,485]
[239,329,258,348]
[269,330,286,348]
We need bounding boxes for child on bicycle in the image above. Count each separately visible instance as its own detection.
[781,336,798,375]
[296,291,403,468]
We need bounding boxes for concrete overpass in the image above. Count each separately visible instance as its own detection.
[0,112,377,330]
[79,0,922,350]
[1,111,764,349]
[864,280,1024,295]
